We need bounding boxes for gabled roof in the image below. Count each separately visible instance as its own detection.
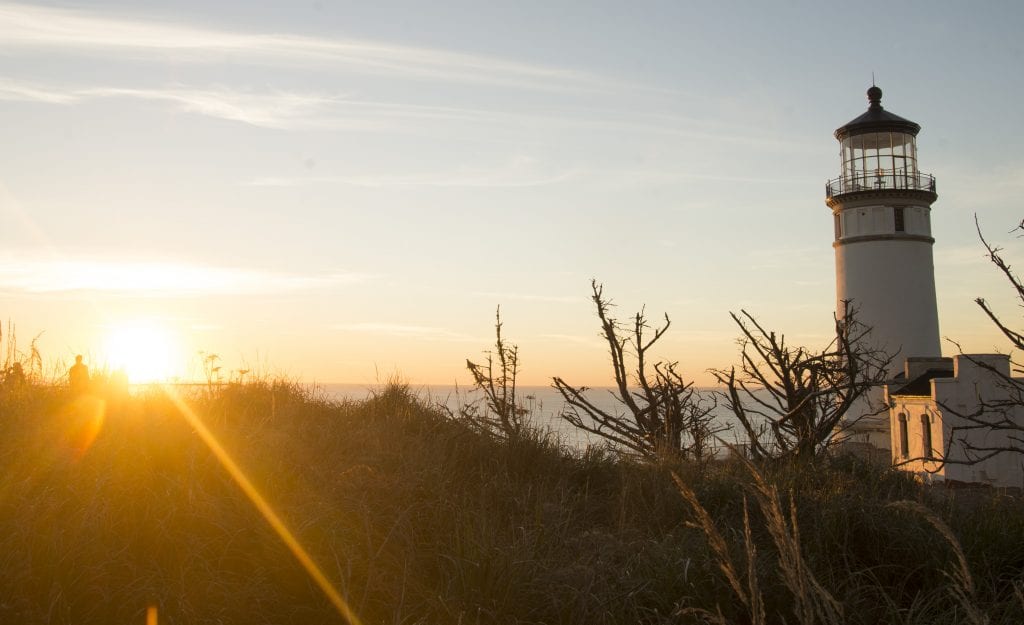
[888,367,954,397]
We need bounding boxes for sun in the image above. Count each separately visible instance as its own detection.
[101,321,184,384]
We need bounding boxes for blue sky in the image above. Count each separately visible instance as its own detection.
[1,1,1023,385]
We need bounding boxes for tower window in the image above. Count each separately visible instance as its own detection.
[921,414,933,458]
[834,214,841,240]
[898,412,909,457]
[894,207,905,232]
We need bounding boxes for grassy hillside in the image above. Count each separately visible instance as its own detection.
[1,380,1022,624]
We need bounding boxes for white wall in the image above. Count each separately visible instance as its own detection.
[836,239,941,366]
[888,354,1024,489]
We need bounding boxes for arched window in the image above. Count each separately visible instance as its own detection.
[921,414,933,459]
[898,413,909,457]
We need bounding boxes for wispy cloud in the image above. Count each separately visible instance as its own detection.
[0,76,635,135]
[245,170,578,188]
[0,78,347,129]
[0,77,78,103]
[333,323,476,342]
[0,74,799,152]
[0,255,367,296]
[86,86,345,129]
[0,3,811,159]
[0,3,622,93]
[0,77,514,130]
[245,156,581,189]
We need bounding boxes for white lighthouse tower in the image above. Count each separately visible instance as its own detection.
[826,86,941,451]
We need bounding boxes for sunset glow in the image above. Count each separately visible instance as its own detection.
[101,322,184,383]
[0,1,1022,387]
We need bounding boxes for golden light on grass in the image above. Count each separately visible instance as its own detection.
[63,395,106,461]
[162,386,364,625]
[101,321,184,383]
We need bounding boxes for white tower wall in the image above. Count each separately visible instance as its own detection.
[834,203,941,364]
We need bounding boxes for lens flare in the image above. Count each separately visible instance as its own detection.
[161,386,363,625]
[63,395,106,461]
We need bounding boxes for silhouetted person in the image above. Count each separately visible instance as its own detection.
[69,355,89,395]
[4,362,26,388]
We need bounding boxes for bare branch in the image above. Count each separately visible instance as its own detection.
[462,307,527,439]
[712,302,893,462]
[555,281,727,462]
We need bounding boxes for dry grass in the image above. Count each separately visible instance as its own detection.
[1,380,1023,624]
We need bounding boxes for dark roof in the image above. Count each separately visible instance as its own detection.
[889,367,954,397]
[835,86,921,140]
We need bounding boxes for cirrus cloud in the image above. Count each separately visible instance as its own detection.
[0,254,369,296]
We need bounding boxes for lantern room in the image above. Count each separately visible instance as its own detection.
[826,86,936,199]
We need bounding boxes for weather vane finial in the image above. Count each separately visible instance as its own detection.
[872,72,876,87]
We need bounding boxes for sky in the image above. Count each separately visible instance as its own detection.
[1,0,1023,386]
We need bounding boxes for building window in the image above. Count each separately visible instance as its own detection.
[898,412,909,457]
[894,206,905,232]
[921,414,933,459]
[834,214,841,240]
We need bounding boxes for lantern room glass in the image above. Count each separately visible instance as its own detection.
[840,132,918,190]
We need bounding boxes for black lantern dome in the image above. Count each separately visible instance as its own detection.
[835,86,920,140]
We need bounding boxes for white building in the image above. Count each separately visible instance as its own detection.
[826,88,1024,486]
[885,354,1024,489]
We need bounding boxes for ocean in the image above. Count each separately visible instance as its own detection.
[317,383,741,451]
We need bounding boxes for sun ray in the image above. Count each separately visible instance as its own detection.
[161,386,363,625]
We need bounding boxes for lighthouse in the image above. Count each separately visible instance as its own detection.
[826,86,941,451]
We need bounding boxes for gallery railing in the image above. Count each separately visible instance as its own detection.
[826,171,936,198]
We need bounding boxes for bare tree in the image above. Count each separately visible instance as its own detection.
[553,281,724,462]
[711,302,893,462]
[461,307,527,438]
